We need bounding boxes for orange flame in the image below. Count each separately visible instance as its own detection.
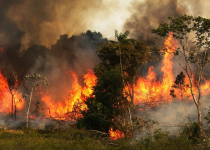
[133,32,176,107]
[41,69,97,120]
[133,32,210,107]
[0,31,210,135]
[0,69,24,114]
[109,127,125,140]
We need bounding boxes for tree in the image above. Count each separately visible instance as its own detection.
[77,67,129,133]
[1,64,22,120]
[24,73,48,128]
[92,31,154,136]
[96,31,154,105]
[152,15,210,136]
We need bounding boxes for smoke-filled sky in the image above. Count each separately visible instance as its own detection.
[0,0,209,51]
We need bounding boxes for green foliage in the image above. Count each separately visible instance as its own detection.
[118,129,193,150]
[1,127,210,149]
[96,35,154,83]
[0,129,111,150]
[78,67,129,132]
[152,15,210,67]
[180,122,201,140]
[115,30,130,43]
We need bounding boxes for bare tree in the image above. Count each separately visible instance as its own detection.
[24,73,48,128]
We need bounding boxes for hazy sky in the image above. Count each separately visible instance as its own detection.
[91,0,135,39]
[1,0,210,50]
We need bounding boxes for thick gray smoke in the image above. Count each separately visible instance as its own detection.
[4,0,105,50]
[124,0,185,45]
[124,0,210,44]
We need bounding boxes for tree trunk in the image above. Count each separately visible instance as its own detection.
[131,83,134,105]
[197,102,203,136]
[26,88,33,128]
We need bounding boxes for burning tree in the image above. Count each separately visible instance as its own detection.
[24,73,48,128]
[152,15,210,136]
[1,64,22,120]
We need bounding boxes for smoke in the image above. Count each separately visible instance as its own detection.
[3,0,102,50]
[137,96,210,134]
[124,0,210,44]
[123,0,185,44]
[0,0,133,51]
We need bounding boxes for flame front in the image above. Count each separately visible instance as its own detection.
[41,69,97,120]
[134,33,176,107]
[0,32,210,142]
[133,32,210,107]
[109,127,125,140]
[0,69,24,114]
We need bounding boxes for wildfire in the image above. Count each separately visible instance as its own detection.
[41,69,97,120]
[109,127,125,140]
[0,69,24,114]
[133,32,176,107]
[133,32,210,107]
[0,32,210,141]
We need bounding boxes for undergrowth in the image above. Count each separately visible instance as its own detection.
[0,123,210,150]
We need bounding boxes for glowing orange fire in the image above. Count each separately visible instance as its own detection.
[109,127,125,140]
[133,32,176,107]
[0,32,210,142]
[41,69,97,120]
[0,69,24,114]
[133,32,210,107]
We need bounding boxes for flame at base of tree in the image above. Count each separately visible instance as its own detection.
[0,69,24,114]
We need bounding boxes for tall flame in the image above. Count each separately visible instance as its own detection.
[133,32,210,107]
[41,69,97,120]
[0,69,24,114]
[134,32,176,107]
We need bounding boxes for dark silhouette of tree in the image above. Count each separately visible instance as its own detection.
[77,67,129,133]
[1,64,22,120]
[95,31,154,106]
